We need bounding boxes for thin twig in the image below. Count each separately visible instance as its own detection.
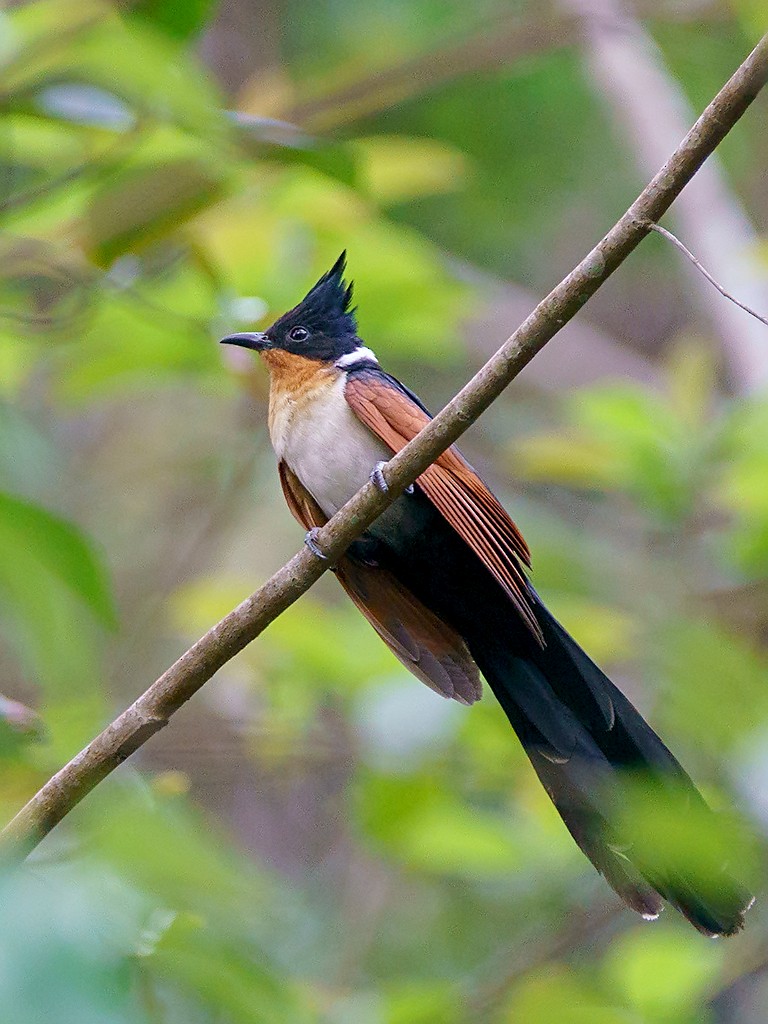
[2,33,767,861]
[647,221,768,329]
[561,0,768,390]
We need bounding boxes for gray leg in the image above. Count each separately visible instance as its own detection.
[370,461,414,495]
[304,527,328,561]
[370,461,389,493]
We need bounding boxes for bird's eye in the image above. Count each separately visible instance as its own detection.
[288,326,309,342]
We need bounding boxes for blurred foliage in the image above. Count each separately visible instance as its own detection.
[0,0,767,1022]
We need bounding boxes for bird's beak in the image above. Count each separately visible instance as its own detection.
[220,331,270,351]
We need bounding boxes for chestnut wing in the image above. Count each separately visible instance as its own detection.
[344,368,542,643]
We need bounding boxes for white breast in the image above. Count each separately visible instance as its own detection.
[270,374,391,518]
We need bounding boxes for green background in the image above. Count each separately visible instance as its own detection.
[1,1,767,1020]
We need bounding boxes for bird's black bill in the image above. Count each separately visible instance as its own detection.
[220,331,269,350]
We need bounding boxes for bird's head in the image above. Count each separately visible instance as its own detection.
[221,252,365,364]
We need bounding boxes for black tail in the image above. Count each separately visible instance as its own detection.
[469,600,753,936]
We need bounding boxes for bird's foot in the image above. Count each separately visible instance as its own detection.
[370,461,389,492]
[370,461,414,495]
[304,528,329,562]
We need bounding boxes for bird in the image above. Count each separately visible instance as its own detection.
[221,252,753,936]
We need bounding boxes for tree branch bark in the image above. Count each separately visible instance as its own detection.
[3,33,767,861]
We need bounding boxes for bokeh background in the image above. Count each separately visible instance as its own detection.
[1,1,768,1021]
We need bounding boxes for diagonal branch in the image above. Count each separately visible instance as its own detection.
[3,33,767,861]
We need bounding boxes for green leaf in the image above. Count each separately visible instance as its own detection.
[53,292,217,402]
[130,0,217,41]
[84,155,231,265]
[720,1,765,45]
[515,381,717,523]
[384,982,462,1024]
[145,914,313,1024]
[0,865,149,1024]
[656,617,768,750]
[603,927,724,1019]
[91,782,283,935]
[571,385,681,453]
[0,492,115,626]
[233,113,359,188]
[0,494,113,743]
[354,135,469,203]
[83,785,318,1022]
[512,432,630,490]
[0,113,87,169]
[355,771,523,877]
[664,336,717,433]
[6,1,225,137]
[501,967,632,1024]
[714,396,768,573]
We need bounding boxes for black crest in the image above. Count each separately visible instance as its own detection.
[260,251,362,361]
[293,251,356,336]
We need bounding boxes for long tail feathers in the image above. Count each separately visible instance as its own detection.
[471,603,753,937]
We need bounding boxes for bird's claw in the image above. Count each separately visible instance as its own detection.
[370,461,414,495]
[304,527,329,562]
[371,461,389,493]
